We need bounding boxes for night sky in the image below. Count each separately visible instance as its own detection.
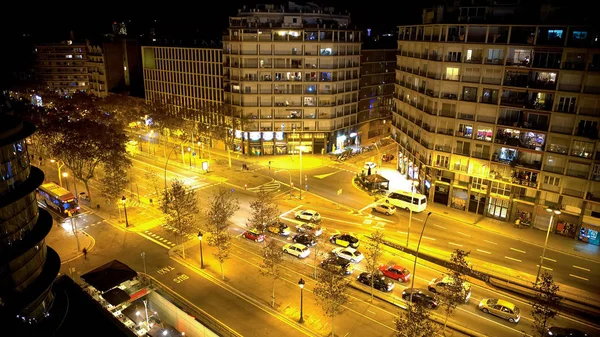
[3,0,428,43]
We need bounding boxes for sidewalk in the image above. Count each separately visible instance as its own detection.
[46,221,94,264]
[425,202,600,263]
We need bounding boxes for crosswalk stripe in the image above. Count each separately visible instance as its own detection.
[363,219,373,225]
[248,180,281,192]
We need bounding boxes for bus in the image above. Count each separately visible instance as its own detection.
[38,182,80,216]
[384,189,427,213]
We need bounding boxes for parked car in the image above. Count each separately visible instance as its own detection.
[382,154,395,162]
[364,162,377,170]
[267,221,291,236]
[547,327,588,337]
[243,228,265,242]
[428,275,471,303]
[402,288,439,309]
[330,233,359,248]
[378,264,411,282]
[478,298,520,323]
[294,210,321,222]
[296,223,323,236]
[292,233,317,247]
[372,203,396,215]
[283,243,310,258]
[357,272,394,292]
[332,247,364,263]
[320,256,354,275]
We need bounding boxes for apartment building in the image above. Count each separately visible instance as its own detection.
[223,2,361,155]
[357,37,396,145]
[142,46,224,117]
[393,5,600,245]
[36,41,90,95]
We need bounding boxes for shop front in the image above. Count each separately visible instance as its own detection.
[512,202,534,227]
[397,152,407,175]
[451,186,468,211]
[407,160,419,180]
[487,196,510,220]
[248,131,262,155]
[555,213,579,238]
[579,216,600,245]
[433,182,449,205]
[262,132,275,155]
[468,191,486,215]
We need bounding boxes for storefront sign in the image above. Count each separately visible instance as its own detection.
[275,132,284,141]
[249,132,261,141]
[263,132,274,141]
[235,130,242,139]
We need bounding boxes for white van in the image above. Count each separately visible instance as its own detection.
[384,190,427,212]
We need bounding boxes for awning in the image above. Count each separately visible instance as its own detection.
[122,300,150,325]
[583,215,600,228]
[81,260,137,292]
[101,287,130,306]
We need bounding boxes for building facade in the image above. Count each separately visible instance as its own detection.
[393,17,600,244]
[223,2,362,155]
[36,41,90,95]
[357,42,396,145]
[142,46,224,120]
[0,113,59,324]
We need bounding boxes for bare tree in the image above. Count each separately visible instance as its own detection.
[248,187,280,233]
[259,239,284,308]
[313,269,350,337]
[206,187,240,280]
[143,167,161,204]
[531,271,561,337]
[99,165,129,212]
[440,249,471,331]
[364,230,385,301]
[161,179,199,258]
[395,298,437,337]
[311,234,324,278]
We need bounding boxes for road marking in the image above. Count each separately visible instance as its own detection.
[477,249,492,254]
[573,265,591,272]
[448,242,463,247]
[536,265,553,271]
[375,222,386,227]
[484,240,498,245]
[359,203,375,212]
[280,205,303,217]
[510,248,526,254]
[433,224,446,230]
[167,241,172,245]
[569,274,589,281]
[504,256,522,263]
[541,257,557,263]
[363,219,373,225]
[367,310,376,315]
[422,236,436,241]
[314,171,341,179]
[457,231,471,237]
[397,231,407,235]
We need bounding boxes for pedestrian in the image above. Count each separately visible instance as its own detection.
[268,161,271,169]
[82,248,88,259]
[242,163,246,170]
[367,167,372,176]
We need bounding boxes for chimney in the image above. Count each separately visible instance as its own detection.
[70,30,75,41]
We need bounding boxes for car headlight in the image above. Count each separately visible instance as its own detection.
[547,331,552,336]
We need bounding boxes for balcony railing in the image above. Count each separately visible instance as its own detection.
[543,165,565,174]
[550,125,573,134]
[457,112,475,121]
[477,115,497,123]
[437,128,454,136]
[439,110,456,118]
[435,145,452,153]
[566,169,589,179]
[471,152,491,159]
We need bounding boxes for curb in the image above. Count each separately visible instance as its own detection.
[60,230,95,264]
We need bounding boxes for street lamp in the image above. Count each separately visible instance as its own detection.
[408,212,432,318]
[406,180,420,247]
[198,231,204,269]
[141,251,147,274]
[536,208,560,283]
[298,278,305,323]
[187,147,192,169]
[122,196,129,227]
[297,146,307,200]
[62,172,70,190]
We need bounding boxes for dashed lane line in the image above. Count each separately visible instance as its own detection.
[541,257,557,263]
[484,240,498,245]
[536,265,553,271]
[477,249,492,254]
[433,224,446,230]
[510,248,527,254]
[504,256,522,263]
[448,242,463,247]
[457,231,471,237]
[569,274,589,281]
[573,265,591,272]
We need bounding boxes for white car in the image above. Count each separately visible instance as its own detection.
[296,223,323,236]
[364,162,377,170]
[283,243,310,258]
[332,247,364,263]
[372,203,396,215]
[295,210,321,222]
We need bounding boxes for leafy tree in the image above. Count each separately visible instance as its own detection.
[161,179,199,259]
[259,239,284,308]
[198,103,248,168]
[314,269,350,337]
[99,165,129,210]
[531,271,561,337]
[395,298,437,337]
[248,187,280,233]
[143,167,161,204]
[311,234,324,278]
[440,249,471,331]
[364,230,385,301]
[38,118,130,203]
[206,187,240,280]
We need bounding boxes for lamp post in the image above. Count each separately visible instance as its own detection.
[298,278,305,323]
[536,208,560,283]
[62,172,70,191]
[143,299,149,330]
[50,159,65,186]
[164,145,179,212]
[141,251,147,274]
[297,146,306,200]
[122,196,129,227]
[198,231,204,269]
[408,212,433,317]
[187,147,192,169]
[406,180,419,247]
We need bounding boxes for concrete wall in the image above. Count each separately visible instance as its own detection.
[148,291,218,337]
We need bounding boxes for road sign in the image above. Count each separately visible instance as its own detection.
[337,189,342,195]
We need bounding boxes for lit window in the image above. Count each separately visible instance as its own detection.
[66,55,73,58]
[548,29,563,39]
[572,31,588,40]
[445,67,459,80]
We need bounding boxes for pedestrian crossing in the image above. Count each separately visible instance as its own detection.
[159,223,198,240]
[248,180,281,193]
[361,219,387,230]
[326,164,357,175]
[144,230,177,247]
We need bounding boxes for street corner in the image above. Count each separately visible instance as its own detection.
[281,304,328,333]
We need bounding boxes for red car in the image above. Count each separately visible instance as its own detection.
[378,264,411,282]
[243,228,265,242]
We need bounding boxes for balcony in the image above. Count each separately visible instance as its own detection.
[579,107,600,117]
[437,128,454,136]
[583,86,600,94]
[477,115,497,123]
[562,62,586,70]
[460,94,477,103]
[471,151,491,159]
[435,145,452,153]
[557,84,582,93]
[462,75,480,83]
[485,58,504,65]
[457,112,475,121]
[454,147,471,156]
[575,126,599,140]
[566,168,589,179]
[546,143,569,154]
[495,128,546,151]
[512,169,539,188]
[543,165,565,174]
[441,92,458,100]
[503,73,529,88]
[439,109,456,118]
[492,147,542,170]
[549,125,573,135]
